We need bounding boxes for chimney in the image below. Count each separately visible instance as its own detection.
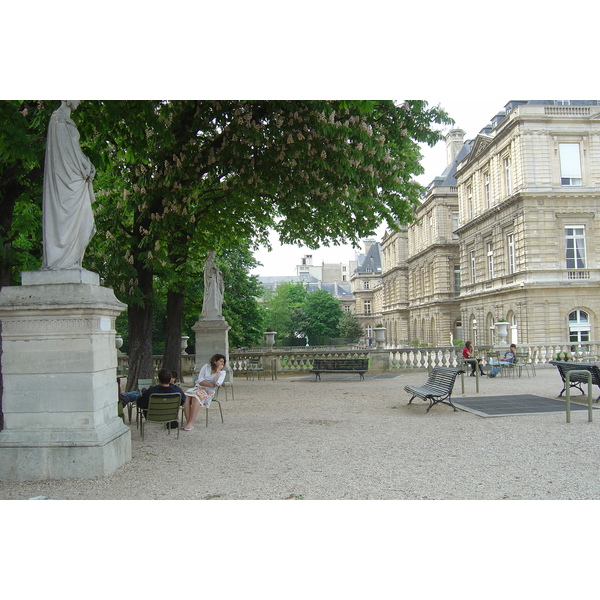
[445,128,466,166]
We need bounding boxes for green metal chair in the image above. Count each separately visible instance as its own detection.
[221,371,235,400]
[206,386,224,427]
[246,357,265,380]
[140,392,182,440]
[134,378,154,428]
[516,350,536,377]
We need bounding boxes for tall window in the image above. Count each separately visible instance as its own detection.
[484,172,490,207]
[451,211,459,240]
[470,248,476,283]
[467,185,473,219]
[364,281,370,290]
[559,143,582,186]
[569,310,590,344]
[565,226,587,268]
[503,156,512,195]
[453,265,461,295]
[507,233,516,274]
[486,241,494,278]
[363,300,371,315]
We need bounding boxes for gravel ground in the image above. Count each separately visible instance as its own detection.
[1,365,599,500]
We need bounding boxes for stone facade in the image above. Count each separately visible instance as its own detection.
[366,100,600,348]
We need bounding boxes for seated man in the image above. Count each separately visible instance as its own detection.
[137,368,186,427]
[488,344,517,377]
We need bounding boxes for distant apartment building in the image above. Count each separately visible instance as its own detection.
[258,253,356,307]
[349,240,382,342]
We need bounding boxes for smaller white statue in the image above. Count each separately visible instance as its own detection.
[200,251,224,320]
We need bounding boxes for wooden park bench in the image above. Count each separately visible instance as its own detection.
[404,367,465,413]
[310,358,368,380]
[549,360,600,401]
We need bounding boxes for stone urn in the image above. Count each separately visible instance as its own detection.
[181,335,190,354]
[115,334,124,350]
[495,321,509,345]
[373,326,387,348]
[264,331,276,350]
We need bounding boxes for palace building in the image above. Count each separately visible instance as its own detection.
[360,100,600,348]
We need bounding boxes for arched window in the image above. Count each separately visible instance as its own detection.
[569,310,590,343]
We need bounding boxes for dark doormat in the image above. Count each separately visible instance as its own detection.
[453,394,599,418]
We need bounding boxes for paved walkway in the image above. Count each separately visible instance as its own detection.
[1,365,599,499]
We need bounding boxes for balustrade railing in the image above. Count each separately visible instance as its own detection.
[116,342,599,377]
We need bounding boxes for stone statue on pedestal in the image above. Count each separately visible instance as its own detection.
[200,251,224,320]
[42,100,96,270]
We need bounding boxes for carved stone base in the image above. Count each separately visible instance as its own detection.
[192,317,231,380]
[0,274,131,481]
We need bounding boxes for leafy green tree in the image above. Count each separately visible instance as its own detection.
[263,281,309,342]
[2,100,451,391]
[299,289,344,343]
[0,101,54,286]
[339,311,364,341]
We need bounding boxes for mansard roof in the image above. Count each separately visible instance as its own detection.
[427,140,473,189]
[354,242,381,274]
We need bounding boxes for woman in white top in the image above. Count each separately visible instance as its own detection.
[182,353,226,430]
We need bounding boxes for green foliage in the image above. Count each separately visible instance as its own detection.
[203,248,266,348]
[0,101,55,285]
[299,289,344,341]
[338,311,364,340]
[263,281,309,342]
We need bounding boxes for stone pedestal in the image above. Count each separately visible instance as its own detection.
[369,349,390,372]
[192,317,232,380]
[0,269,131,481]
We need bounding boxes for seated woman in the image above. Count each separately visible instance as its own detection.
[488,344,517,377]
[462,341,484,377]
[182,353,227,430]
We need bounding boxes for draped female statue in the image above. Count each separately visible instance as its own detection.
[42,100,96,270]
[200,251,224,320]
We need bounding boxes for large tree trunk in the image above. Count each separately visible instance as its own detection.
[125,266,154,391]
[162,290,185,378]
